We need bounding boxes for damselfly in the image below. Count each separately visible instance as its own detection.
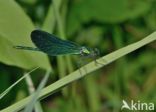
[14,30,100,58]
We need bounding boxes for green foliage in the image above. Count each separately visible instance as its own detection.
[67,0,151,35]
[24,71,50,112]
[0,0,50,70]
[0,67,39,100]
[0,0,156,112]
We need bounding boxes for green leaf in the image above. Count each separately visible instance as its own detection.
[67,0,151,35]
[0,0,51,70]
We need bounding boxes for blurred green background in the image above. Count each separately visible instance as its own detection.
[0,0,156,112]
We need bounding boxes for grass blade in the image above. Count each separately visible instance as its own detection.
[25,74,43,112]
[0,67,39,100]
[24,70,50,112]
